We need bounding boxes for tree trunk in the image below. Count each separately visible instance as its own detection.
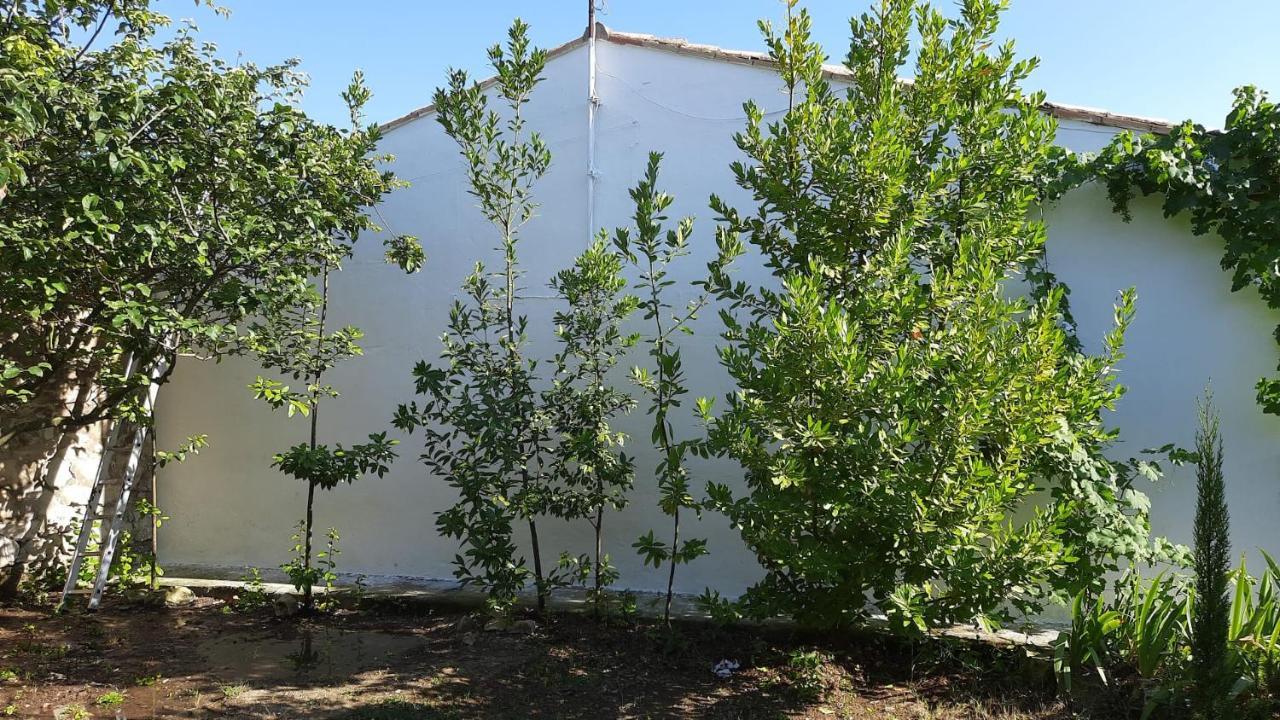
[593,502,604,617]
[302,477,316,611]
[664,508,679,626]
[529,518,545,613]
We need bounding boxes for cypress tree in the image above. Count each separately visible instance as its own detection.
[1191,390,1231,718]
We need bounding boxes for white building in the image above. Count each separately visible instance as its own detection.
[156,26,1280,603]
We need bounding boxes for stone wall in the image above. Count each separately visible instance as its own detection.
[0,376,107,597]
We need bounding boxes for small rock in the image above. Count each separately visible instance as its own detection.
[273,594,299,618]
[454,615,481,633]
[460,632,477,646]
[479,617,538,634]
[163,586,196,607]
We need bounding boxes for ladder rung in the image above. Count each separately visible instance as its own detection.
[65,588,93,595]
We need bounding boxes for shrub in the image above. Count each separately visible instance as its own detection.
[702,0,1156,631]
[782,649,831,701]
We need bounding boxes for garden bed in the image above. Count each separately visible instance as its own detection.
[0,595,1074,719]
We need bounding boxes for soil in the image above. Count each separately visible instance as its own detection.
[0,593,1074,719]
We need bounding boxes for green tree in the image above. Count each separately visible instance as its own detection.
[0,0,419,593]
[0,2,418,438]
[234,71,415,614]
[393,20,561,615]
[615,153,735,626]
[1191,391,1231,718]
[702,0,1156,630]
[543,238,639,616]
[251,251,404,610]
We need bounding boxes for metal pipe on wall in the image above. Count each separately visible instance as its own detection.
[586,0,600,245]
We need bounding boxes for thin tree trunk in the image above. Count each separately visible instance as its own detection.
[593,501,604,617]
[528,518,545,612]
[665,507,679,626]
[149,437,158,591]
[302,478,316,610]
[301,263,330,612]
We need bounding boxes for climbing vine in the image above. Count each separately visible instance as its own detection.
[1060,86,1280,413]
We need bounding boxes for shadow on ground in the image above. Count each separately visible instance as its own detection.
[0,598,1068,719]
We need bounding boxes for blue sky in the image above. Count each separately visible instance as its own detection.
[153,1,1279,129]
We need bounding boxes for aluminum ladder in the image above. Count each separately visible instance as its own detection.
[58,354,169,611]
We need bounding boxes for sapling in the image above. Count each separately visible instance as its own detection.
[253,260,400,611]
[394,21,561,615]
[252,74,419,612]
[543,239,639,616]
[613,153,736,626]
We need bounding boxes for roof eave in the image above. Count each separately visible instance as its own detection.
[379,23,1177,137]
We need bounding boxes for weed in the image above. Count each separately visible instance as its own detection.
[53,705,89,720]
[220,684,247,699]
[96,690,125,706]
[784,649,831,701]
[235,567,272,612]
[349,573,369,606]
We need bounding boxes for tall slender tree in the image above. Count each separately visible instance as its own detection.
[1191,390,1231,718]
[250,74,418,612]
[394,20,558,615]
[616,153,735,626]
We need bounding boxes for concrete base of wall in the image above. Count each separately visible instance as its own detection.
[157,565,1062,650]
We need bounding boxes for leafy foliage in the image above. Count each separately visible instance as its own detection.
[543,239,639,616]
[282,524,341,611]
[271,434,398,492]
[1054,556,1280,718]
[394,20,560,615]
[0,1,420,442]
[700,0,1161,631]
[1061,87,1280,416]
[612,152,733,625]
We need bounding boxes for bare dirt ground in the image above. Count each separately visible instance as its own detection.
[0,594,1076,719]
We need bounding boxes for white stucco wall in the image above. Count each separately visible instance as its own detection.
[156,36,1280,599]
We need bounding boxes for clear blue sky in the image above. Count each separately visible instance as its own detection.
[153,0,1279,129]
